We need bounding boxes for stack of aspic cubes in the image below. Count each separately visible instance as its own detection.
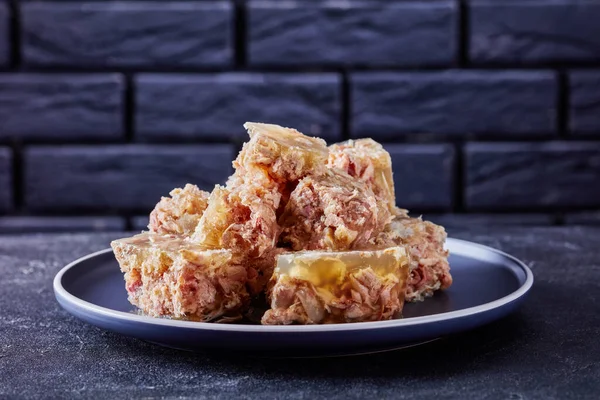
[111,123,451,324]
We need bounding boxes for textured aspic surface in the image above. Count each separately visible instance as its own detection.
[263,247,410,325]
[328,138,398,218]
[111,232,249,322]
[374,215,452,302]
[190,183,281,295]
[236,122,329,184]
[278,169,391,251]
[148,184,210,236]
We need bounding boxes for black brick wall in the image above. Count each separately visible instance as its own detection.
[247,2,458,67]
[22,2,234,68]
[351,71,557,137]
[0,74,124,140]
[135,73,342,142]
[0,0,599,233]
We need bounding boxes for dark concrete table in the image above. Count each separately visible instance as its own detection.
[1,228,599,399]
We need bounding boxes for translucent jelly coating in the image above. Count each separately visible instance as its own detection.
[111,233,249,322]
[194,122,329,257]
[328,139,398,217]
[262,246,410,325]
[192,185,279,256]
[148,184,210,235]
[278,170,392,251]
[191,183,280,294]
[374,216,452,302]
[236,122,329,183]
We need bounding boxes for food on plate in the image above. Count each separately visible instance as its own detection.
[112,121,452,325]
[191,184,280,295]
[374,215,452,302]
[192,185,278,259]
[327,139,450,301]
[262,247,410,324]
[191,122,330,294]
[328,138,397,217]
[148,184,209,235]
[111,232,249,322]
[236,122,329,184]
[278,169,391,251]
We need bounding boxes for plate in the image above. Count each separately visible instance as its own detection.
[54,238,533,357]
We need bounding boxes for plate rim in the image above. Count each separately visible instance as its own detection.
[53,237,534,333]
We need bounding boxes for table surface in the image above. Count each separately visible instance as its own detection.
[1,228,599,399]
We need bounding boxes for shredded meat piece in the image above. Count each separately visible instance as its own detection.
[374,216,452,301]
[261,302,313,325]
[328,139,399,218]
[148,184,210,235]
[190,183,280,295]
[192,184,279,258]
[262,247,409,324]
[327,138,450,300]
[111,233,250,321]
[262,267,407,325]
[236,122,329,183]
[279,170,391,251]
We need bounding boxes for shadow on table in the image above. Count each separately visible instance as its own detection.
[105,311,536,380]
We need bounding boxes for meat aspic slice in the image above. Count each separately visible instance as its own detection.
[374,216,452,302]
[328,138,398,218]
[236,122,329,183]
[148,184,210,236]
[111,233,250,322]
[328,138,451,301]
[191,184,280,295]
[278,169,392,251]
[262,246,410,325]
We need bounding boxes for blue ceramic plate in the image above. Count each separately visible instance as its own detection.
[54,238,533,357]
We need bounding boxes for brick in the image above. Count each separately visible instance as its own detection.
[465,142,600,210]
[22,2,233,68]
[0,74,124,141]
[0,1,8,66]
[470,1,600,64]
[0,147,12,212]
[351,71,557,139]
[569,70,600,135]
[0,217,126,234]
[387,144,454,210]
[248,1,457,67]
[135,73,341,142]
[131,216,149,231]
[24,145,234,212]
[565,211,600,226]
